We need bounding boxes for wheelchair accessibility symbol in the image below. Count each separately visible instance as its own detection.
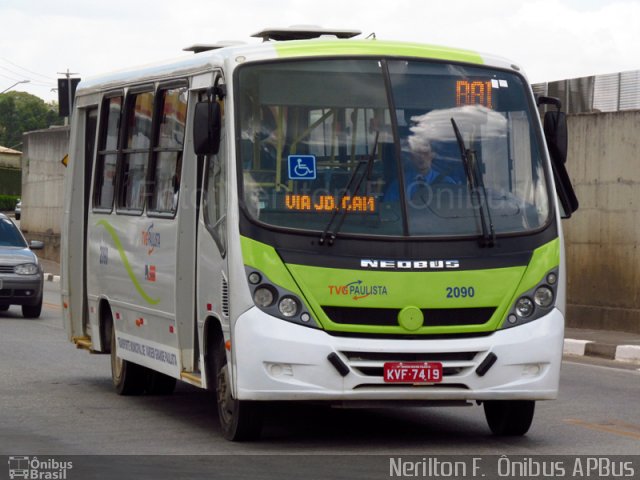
[288,155,316,180]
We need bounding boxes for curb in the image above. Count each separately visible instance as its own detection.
[564,338,640,364]
[45,273,60,283]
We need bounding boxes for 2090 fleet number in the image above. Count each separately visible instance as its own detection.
[446,286,475,298]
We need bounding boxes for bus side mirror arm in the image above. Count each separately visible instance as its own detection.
[193,99,222,156]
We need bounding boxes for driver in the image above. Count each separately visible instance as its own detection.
[383,139,459,204]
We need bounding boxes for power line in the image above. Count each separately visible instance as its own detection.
[0,71,25,82]
[0,66,55,86]
[0,64,32,78]
[0,57,54,81]
[0,73,53,89]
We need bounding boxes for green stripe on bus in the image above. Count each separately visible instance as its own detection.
[97,219,161,305]
[274,40,484,65]
[240,235,559,334]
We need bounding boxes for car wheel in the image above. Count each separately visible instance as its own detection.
[484,400,535,436]
[22,296,42,318]
[212,337,263,441]
[15,214,20,220]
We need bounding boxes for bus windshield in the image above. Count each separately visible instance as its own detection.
[237,59,550,238]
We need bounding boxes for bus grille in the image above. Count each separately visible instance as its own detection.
[340,350,482,380]
[221,276,229,317]
[322,306,495,327]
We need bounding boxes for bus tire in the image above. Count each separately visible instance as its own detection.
[484,400,535,436]
[109,312,146,396]
[214,338,263,441]
[146,371,177,395]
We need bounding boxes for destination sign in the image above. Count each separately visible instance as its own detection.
[456,80,493,109]
[285,194,376,212]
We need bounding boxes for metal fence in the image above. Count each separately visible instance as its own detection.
[532,70,640,114]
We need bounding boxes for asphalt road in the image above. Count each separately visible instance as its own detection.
[1,282,639,478]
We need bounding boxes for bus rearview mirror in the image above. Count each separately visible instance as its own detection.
[543,110,567,165]
[193,101,221,155]
[543,110,578,217]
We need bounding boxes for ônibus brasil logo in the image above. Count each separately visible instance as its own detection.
[328,280,388,300]
[7,456,73,479]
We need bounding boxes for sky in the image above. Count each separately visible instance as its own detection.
[1,0,639,103]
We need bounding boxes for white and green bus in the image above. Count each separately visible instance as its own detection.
[62,27,578,441]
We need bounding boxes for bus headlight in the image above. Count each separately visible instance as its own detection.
[248,272,262,285]
[534,286,554,308]
[278,297,298,317]
[254,286,275,307]
[245,266,319,329]
[515,297,534,318]
[501,268,558,329]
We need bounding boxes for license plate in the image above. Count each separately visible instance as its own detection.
[383,362,443,383]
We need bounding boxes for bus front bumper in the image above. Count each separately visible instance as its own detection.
[234,308,564,402]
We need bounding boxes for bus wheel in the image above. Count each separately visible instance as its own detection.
[146,371,177,395]
[109,314,146,396]
[214,339,263,441]
[484,400,535,436]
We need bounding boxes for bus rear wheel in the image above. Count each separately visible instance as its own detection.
[214,338,263,441]
[109,314,146,396]
[484,400,535,436]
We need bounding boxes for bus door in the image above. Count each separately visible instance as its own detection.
[83,107,98,334]
[196,85,229,378]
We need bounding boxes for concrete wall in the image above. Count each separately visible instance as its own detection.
[564,110,640,333]
[20,126,69,261]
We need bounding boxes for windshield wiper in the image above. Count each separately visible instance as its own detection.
[450,118,495,247]
[319,131,379,246]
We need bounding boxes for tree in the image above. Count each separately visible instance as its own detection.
[0,92,63,149]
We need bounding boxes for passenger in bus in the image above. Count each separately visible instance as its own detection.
[172,156,182,211]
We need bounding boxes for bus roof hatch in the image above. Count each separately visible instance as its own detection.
[251,26,361,42]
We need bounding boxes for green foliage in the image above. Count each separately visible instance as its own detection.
[0,194,20,211]
[0,92,63,149]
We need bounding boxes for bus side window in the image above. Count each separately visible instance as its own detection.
[93,95,122,211]
[148,86,188,214]
[203,100,227,255]
[118,90,154,212]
